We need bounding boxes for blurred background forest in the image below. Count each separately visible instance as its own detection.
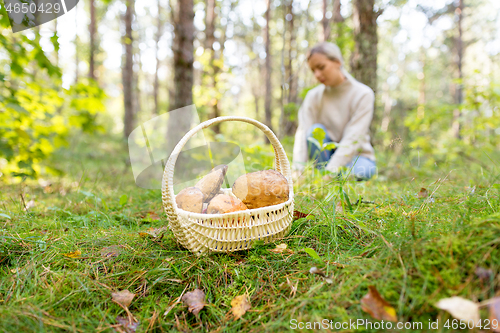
[1,0,500,182]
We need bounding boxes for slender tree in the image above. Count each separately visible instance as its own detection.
[263,0,273,139]
[123,0,135,139]
[452,0,464,138]
[89,0,96,80]
[321,0,330,42]
[75,5,80,84]
[204,0,222,133]
[153,0,163,115]
[167,0,194,151]
[351,0,379,94]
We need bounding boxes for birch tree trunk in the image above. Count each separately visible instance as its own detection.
[264,0,273,141]
[122,0,135,139]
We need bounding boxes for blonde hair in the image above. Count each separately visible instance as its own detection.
[306,42,344,67]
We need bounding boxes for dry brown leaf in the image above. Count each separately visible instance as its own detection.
[489,297,500,332]
[112,290,136,308]
[182,289,206,315]
[100,245,125,258]
[269,243,293,254]
[147,212,160,220]
[417,188,428,198]
[361,286,397,322]
[309,267,333,284]
[62,250,82,258]
[116,315,139,333]
[435,296,479,323]
[138,227,164,239]
[231,294,251,320]
[293,210,311,220]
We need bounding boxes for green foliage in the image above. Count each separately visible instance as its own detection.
[0,9,106,181]
[404,79,500,167]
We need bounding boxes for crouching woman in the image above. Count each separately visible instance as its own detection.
[292,42,377,180]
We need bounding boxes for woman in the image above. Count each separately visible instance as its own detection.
[292,42,376,180]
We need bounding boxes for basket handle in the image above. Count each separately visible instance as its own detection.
[162,116,292,208]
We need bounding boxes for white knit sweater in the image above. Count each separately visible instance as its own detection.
[292,71,376,173]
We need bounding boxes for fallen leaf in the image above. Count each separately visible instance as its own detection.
[303,248,322,261]
[418,188,428,198]
[309,266,333,284]
[361,286,397,322]
[182,289,205,315]
[112,290,136,308]
[231,294,251,320]
[488,297,500,332]
[62,250,82,258]
[138,227,165,239]
[101,245,125,258]
[475,266,493,281]
[269,243,293,254]
[435,296,479,323]
[293,210,310,220]
[269,243,287,253]
[148,212,160,220]
[116,315,139,333]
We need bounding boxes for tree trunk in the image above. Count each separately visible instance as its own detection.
[205,0,221,133]
[135,43,142,117]
[321,0,330,42]
[153,0,163,115]
[351,0,378,93]
[167,0,194,151]
[123,0,135,139]
[331,0,344,43]
[284,0,297,136]
[263,0,273,141]
[452,0,464,139]
[89,0,96,80]
[75,4,79,84]
[167,0,176,111]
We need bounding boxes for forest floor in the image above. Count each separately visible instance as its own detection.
[1,132,499,332]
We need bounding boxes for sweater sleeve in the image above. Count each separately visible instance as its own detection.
[325,90,374,173]
[292,92,316,171]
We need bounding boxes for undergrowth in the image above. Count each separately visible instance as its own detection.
[0,132,499,332]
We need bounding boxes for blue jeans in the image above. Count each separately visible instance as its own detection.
[307,123,376,180]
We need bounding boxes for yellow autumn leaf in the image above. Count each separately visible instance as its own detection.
[231,294,251,320]
[62,250,82,258]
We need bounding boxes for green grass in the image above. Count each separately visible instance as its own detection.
[1,132,499,332]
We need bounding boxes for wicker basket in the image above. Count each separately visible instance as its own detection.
[161,116,294,255]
